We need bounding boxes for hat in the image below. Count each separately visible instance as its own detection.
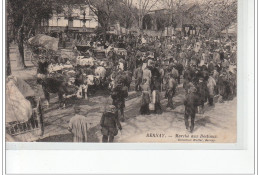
[107,105,116,112]
[74,106,81,112]
[189,86,197,93]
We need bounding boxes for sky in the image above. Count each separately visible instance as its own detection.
[132,0,201,10]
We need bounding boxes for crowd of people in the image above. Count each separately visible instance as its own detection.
[36,31,237,142]
[104,33,236,137]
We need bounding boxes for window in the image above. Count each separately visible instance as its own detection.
[68,18,73,27]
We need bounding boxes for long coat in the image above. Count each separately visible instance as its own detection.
[184,92,201,115]
[207,76,216,97]
[68,114,88,142]
[197,81,208,104]
[111,85,128,109]
[141,83,151,105]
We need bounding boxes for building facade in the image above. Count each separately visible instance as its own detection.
[41,5,98,34]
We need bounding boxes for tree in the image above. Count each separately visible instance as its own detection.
[142,14,152,30]
[113,0,139,29]
[137,0,159,30]
[6,0,11,76]
[87,0,116,30]
[161,0,186,27]
[86,0,118,40]
[155,12,169,31]
[8,0,56,69]
[189,0,237,35]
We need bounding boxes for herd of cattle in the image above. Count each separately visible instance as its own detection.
[35,43,237,114]
[36,48,132,108]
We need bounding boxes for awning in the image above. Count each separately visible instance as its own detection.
[28,34,59,51]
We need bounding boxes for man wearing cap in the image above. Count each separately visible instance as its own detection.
[68,106,88,142]
[100,105,122,142]
[184,86,201,133]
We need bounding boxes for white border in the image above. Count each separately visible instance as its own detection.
[3,0,256,173]
[6,0,248,151]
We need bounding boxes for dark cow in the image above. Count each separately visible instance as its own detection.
[39,77,78,108]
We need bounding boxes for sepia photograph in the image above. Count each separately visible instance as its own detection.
[5,0,237,143]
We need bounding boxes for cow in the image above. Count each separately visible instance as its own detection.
[75,73,100,99]
[108,71,132,92]
[38,77,78,108]
[95,66,107,88]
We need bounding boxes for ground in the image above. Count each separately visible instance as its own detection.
[7,45,237,143]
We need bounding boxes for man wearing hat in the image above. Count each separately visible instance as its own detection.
[68,106,88,142]
[134,64,143,91]
[100,105,122,142]
[171,63,179,80]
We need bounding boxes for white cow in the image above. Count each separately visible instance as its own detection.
[118,62,124,71]
[95,66,106,79]
[76,56,95,66]
[76,74,95,99]
[47,63,63,73]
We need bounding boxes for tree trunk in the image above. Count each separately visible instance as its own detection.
[6,33,11,76]
[6,0,11,76]
[139,16,143,31]
[17,22,26,69]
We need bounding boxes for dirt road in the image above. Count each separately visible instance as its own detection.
[8,46,237,143]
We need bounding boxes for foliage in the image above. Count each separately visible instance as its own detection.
[9,0,57,38]
[156,0,237,34]
[8,0,60,68]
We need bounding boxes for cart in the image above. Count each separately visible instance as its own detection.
[6,76,44,142]
[6,97,44,138]
[27,34,59,66]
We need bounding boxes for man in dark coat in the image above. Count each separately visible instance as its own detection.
[37,58,49,75]
[184,86,201,133]
[111,81,128,122]
[100,105,122,142]
[196,77,208,113]
[208,61,215,73]
[175,62,184,84]
[149,65,161,91]
[134,64,143,91]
